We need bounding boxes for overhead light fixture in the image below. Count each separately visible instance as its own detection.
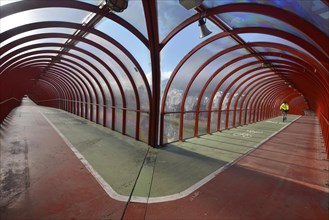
[179,0,203,10]
[261,62,272,68]
[52,57,61,63]
[106,0,128,12]
[198,17,212,38]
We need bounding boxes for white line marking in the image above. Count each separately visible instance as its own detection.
[39,109,301,204]
[146,116,301,203]
[233,132,252,138]
[38,110,129,202]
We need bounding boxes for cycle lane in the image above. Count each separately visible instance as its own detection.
[127,116,328,220]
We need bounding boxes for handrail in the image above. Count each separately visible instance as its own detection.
[162,109,240,115]
[0,97,20,105]
[36,98,150,113]
[320,111,329,125]
[319,111,329,159]
[35,98,60,102]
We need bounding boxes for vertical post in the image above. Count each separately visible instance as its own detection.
[103,105,106,126]
[144,0,160,147]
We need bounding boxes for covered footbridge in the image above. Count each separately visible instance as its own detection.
[0,1,328,219]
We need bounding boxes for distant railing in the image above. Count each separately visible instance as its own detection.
[0,97,20,105]
[0,97,21,124]
[319,112,329,159]
[36,98,150,113]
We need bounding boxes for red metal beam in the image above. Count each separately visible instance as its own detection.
[247,83,288,124]
[179,48,258,139]
[221,71,276,128]
[1,35,121,127]
[219,50,328,129]
[233,74,278,126]
[44,72,79,114]
[3,54,102,123]
[44,70,84,116]
[161,40,326,141]
[17,60,95,121]
[206,3,328,55]
[254,86,297,122]
[0,1,148,48]
[224,53,326,126]
[239,79,281,125]
[0,22,151,112]
[1,22,152,140]
[143,0,161,146]
[36,77,70,111]
[31,79,62,108]
[45,66,90,118]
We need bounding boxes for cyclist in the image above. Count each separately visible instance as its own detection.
[280,100,289,122]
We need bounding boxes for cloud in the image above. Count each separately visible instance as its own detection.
[146,71,172,86]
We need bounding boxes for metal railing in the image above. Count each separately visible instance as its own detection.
[0,97,21,124]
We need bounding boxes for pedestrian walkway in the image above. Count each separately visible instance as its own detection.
[1,98,328,219]
[34,99,299,202]
[0,99,126,219]
[125,117,329,220]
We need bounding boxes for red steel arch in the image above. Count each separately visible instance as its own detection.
[43,71,83,115]
[11,58,98,121]
[161,36,327,142]
[31,79,61,108]
[1,53,104,123]
[41,65,91,118]
[1,0,328,153]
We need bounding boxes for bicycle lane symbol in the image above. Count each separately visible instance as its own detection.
[232,132,252,138]
[265,120,285,125]
[232,129,263,138]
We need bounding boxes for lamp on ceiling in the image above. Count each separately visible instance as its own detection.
[198,17,212,38]
[261,62,272,68]
[52,57,61,63]
[105,0,128,12]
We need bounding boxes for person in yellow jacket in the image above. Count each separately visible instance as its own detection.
[280,100,289,122]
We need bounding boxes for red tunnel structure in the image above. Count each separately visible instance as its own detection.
[1,1,329,146]
[0,0,329,155]
[0,0,329,219]
[0,1,329,219]
[1,0,328,153]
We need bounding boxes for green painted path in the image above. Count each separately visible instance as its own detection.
[39,106,299,202]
